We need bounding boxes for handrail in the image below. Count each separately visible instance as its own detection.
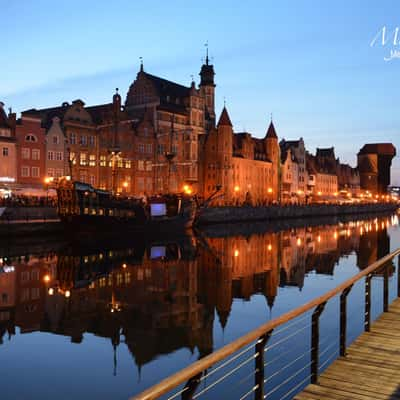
[131,248,400,400]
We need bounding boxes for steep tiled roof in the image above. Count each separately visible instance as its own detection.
[217,107,232,127]
[143,72,190,98]
[265,121,277,139]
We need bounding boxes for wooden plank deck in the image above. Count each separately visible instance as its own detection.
[294,297,400,400]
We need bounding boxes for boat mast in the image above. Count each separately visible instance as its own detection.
[111,88,121,194]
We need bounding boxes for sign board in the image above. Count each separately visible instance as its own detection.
[150,203,167,217]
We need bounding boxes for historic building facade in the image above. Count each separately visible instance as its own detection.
[15,114,46,188]
[0,103,17,190]
[199,108,280,205]
[357,143,396,194]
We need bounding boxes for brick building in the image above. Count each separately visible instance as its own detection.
[358,143,396,194]
[0,103,17,190]
[15,114,46,187]
[200,108,280,205]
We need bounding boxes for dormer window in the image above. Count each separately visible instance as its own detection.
[166,95,170,102]
[25,134,37,142]
[52,136,59,145]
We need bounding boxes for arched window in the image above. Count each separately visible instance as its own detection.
[25,134,38,142]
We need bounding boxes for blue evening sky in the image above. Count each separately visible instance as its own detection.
[2,0,400,183]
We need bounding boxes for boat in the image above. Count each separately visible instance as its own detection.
[56,177,197,235]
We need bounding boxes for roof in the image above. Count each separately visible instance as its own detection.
[316,147,335,158]
[265,121,277,139]
[358,143,396,156]
[217,107,232,127]
[142,72,190,99]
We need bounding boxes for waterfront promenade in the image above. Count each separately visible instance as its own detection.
[295,298,400,400]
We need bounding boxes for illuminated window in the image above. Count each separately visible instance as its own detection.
[69,152,76,165]
[89,154,96,166]
[138,160,144,171]
[125,160,131,169]
[80,153,87,166]
[146,161,152,171]
[100,155,106,167]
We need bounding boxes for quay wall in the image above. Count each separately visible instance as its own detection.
[197,203,399,225]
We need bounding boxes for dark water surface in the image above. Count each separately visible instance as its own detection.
[0,212,399,400]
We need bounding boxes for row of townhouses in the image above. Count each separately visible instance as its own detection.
[0,57,396,203]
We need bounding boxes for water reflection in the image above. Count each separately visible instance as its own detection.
[0,213,398,398]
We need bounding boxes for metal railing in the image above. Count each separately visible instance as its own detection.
[131,248,400,400]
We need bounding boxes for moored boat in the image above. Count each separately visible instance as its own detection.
[56,177,197,235]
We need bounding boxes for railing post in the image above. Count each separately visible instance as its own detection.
[311,302,326,384]
[398,255,400,298]
[182,371,203,400]
[255,330,272,400]
[365,274,372,332]
[340,286,353,357]
[383,262,389,312]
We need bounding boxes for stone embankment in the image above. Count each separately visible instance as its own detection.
[197,203,399,225]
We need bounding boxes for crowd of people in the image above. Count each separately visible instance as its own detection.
[0,195,57,207]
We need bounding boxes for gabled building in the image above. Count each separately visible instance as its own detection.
[0,102,17,191]
[200,107,279,205]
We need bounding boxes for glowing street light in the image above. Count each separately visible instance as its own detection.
[234,185,240,193]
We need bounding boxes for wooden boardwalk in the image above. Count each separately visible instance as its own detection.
[294,297,400,400]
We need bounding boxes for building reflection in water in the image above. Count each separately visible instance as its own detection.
[0,214,398,373]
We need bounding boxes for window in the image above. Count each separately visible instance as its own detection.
[25,134,37,142]
[125,160,131,169]
[80,171,87,182]
[146,144,152,153]
[55,151,63,161]
[2,147,9,157]
[70,133,76,145]
[89,154,96,167]
[32,149,40,160]
[31,288,40,300]
[52,135,59,145]
[89,136,95,147]
[146,178,153,191]
[138,143,145,153]
[80,153,87,166]
[22,148,30,159]
[100,155,107,167]
[69,152,76,165]
[172,144,178,155]
[80,135,87,146]
[47,168,55,177]
[31,167,40,177]
[48,151,54,161]
[55,169,63,178]
[118,158,123,168]
[138,160,144,171]
[90,175,96,185]
[157,144,165,155]
[146,161,152,171]
[21,166,29,177]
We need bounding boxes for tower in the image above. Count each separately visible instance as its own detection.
[265,121,280,202]
[199,48,216,130]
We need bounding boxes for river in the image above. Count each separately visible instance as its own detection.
[0,212,399,399]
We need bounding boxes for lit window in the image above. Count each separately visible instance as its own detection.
[80,153,87,166]
[89,154,96,167]
[146,161,152,171]
[138,160,144,171]
[100,155,106,167]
